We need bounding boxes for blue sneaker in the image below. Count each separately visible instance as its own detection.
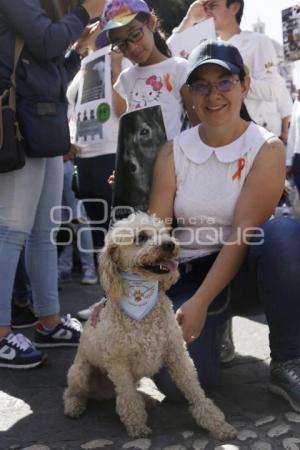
[0,333,46,369]
[81,268,98,285]
[34,315,82,348]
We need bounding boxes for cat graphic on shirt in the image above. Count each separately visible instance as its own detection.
[131,75,163,109]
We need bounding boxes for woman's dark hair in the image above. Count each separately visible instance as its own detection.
[238,70,253,121]
[136,12,172,58]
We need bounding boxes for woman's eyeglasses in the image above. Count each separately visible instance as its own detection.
[189,78,240,96]
[111,26,145,53]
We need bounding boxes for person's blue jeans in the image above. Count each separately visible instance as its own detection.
[12,248,32,306]
[58,160,96,274]
[0,156,63,326]
[292,153,300,195]
[154,217,300,400]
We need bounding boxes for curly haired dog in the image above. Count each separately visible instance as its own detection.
[64,212,236,439]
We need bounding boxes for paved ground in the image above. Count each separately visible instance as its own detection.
[1,276,300,450]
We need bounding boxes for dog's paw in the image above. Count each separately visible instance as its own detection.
[211,422,237,441]
[64,395,87,419]
[127,423,152,437]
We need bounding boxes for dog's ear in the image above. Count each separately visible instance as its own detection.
[98,242,124,302]
[159,270,180,292]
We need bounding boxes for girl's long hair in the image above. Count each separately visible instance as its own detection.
[136,12,172,58]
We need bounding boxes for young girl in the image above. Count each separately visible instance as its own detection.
[96,0,198,139]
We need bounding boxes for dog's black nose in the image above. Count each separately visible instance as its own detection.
[161,240,175,252]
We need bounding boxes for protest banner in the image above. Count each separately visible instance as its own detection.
[167,18,216,59]
[112,105,167,220]
[282,4,300,62]
[74,46,113,144]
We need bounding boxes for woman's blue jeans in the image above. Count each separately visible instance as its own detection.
[0,156,63,326]
[154,217,300,400]
[58,160,96,275]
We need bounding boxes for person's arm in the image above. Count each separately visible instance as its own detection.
[286,100,300,168]
[280,116,290,146]
[148,141,176,224]
[111,52,127,117]
[246,35,282,103]
[175,137,285,343]
[172,0,207,34]
[0,0,104,60]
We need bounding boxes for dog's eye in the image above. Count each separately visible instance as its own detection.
[137,231,149,244]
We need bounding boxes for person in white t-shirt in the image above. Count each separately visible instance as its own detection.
[95,0,199,140]
[168,0,292,141]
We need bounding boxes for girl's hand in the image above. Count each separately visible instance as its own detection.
[175,296,208,345]
[67,143,81,159]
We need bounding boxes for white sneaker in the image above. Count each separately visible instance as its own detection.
[77,302,100,320]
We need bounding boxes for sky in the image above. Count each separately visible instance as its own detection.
[241,0,298,44]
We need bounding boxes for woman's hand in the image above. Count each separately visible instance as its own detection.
[107,170,115,186]
[175,296,208,345]
[75,21,101,54]
[67,143,81,159]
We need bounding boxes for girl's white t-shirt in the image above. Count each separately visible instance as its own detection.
[173,122,274,261]
[114,57,188,140]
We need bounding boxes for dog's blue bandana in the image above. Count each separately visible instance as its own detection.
[119,272,159,320]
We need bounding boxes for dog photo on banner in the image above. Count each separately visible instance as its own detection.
[113,105,167,220]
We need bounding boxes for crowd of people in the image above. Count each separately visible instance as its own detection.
[1,0,300,416]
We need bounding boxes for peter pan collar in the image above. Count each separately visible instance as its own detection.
[178,122,258,164]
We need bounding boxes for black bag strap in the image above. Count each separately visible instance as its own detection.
[0,37,24,148]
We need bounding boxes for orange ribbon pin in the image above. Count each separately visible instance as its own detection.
[232,158,245,180]
[163,73,173,92]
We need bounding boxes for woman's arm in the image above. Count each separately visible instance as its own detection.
[0,0,104,61]
[176,137,286,343]
[148,140,176,225]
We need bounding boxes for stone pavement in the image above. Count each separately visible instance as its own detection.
[1,277,300,450]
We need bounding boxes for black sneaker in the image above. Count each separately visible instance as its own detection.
[11,302,38,329]
[34,315,82,348]
[269,358,300,412]
[0,333,46,369]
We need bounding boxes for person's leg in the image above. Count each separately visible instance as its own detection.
[25,157,82,348]
[0,157,47,335]
[246,217,300,411]
[12,247,32,306]
[154,253,230,400]
[61,160,97,282]
[77,154,115,248]
[24,157,63,323]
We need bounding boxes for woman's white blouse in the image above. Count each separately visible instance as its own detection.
[173,122,274,261]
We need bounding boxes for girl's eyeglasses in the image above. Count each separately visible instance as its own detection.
[188,78,240,96]
[111,26,145,53]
